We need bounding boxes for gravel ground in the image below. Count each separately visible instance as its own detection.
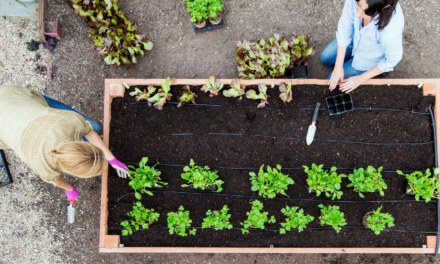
[1,0,440,263]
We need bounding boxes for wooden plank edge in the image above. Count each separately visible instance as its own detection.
[423,84,438,96]
[98,247,435,254]
[435,86,440,170]
[104,235,120,248]
[38,0,48,40]
[427,236,437,248]
[109,84,125,98]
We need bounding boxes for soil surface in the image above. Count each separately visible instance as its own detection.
[107,84,436,247]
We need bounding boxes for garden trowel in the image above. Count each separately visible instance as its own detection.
[306,103,321,145]
[67,199,76,224]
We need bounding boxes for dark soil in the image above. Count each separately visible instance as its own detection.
[107,84,436,248]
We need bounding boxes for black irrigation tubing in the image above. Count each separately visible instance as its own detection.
[107,226,437,234]
[299,107,430,115]
[125,101,274,109]
[115,191,435,204]
[428,108,439,257]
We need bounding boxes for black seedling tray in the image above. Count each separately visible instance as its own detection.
[0,150,12,187]
[285,62,310,79]
[326,93,354,116]
[405,182,414,195]
[192,14,225,33]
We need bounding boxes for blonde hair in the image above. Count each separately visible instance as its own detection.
[51,141,107,178]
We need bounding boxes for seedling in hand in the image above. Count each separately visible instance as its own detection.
[120,202,160,236]
[346,166,387,198]
[241,200,276,234]
[318,204,346,233]
[128,157,168,200]
[181,159,224,192]
[202,205,233,231]
[246,83,270,108]
[304,164,346,200]
[279,206,314,234]
[397,168,440,202]
[249,164,294,198]
[167,205,196,236]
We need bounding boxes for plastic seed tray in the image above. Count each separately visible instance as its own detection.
[285,63,310,79]
[326,93,354,116]
[193,14,225,33]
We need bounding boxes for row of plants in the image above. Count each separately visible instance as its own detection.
[127,158,440,202]
[120,201,394,237]
[182,0,224,29]
[68,0,153,66]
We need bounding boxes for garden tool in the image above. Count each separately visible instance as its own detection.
[306,103,321,145]
[67,199,76,224]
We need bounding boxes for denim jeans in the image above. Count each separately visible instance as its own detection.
[320,39,366,80]
[42,95,100,140]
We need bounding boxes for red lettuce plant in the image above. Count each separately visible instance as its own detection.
[148,77,174,110]
[129,86,156,102]
[177,86,197,107]
[279,81,293,103]
[201,76,224,97]
[246,83,270,108]
[223,78,245,99]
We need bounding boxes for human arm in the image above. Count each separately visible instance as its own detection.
[54,176,79,201]
[329,46,348,91]
[339,65,383,93]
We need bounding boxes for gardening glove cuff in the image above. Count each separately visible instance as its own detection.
[108,158,129,178]
[66,186,78,201]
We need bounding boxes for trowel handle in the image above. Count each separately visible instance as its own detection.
[312,103,321,123]
[70,199,75,206]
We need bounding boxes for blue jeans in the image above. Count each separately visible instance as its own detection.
[320,39,366,79]
[42,95,101,140]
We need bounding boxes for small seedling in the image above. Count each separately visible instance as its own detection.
[128,157,168,200]
[129,86,156,102]
[318,204,347,233]
[223,78,245,99]
[241,200,276,234]
[201,76,224,97]
[249,164,294,198]
[279,206,314,234]
[346,166,387,198]
[397,168,440,202]
[246,83,270,108]
[304,164,346,200]
[120,202,159,236]
[207,0,223,19]
[365,206,394,235]
[202,205,233,230]
[148,77,174,110]
[177,85,197,107]
[279,81,293,103]
[167,205,196,236]
[182,0,208,23]
[181,159,224,192]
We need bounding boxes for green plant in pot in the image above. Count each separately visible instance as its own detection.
[207,0,223,26]
[397,168,440,202]
[346,166,387,198]
[183,0,208,29]
[363,206,394,235]
[303,164,347,200]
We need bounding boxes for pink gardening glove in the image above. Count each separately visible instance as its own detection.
[66,186,78,201]
[108,158,129,178]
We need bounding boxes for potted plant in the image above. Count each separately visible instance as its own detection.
[246,83,270,108]
[128,157,168,200]
[202,205,233,230]
[120,202,160,236]
[207,0,223,26]
[279,206,314,234]
[167,206,196,236]
[241,200,276,234]
[363,206,394,235]
[318,204,347,233]
[249,164,294,198]
[303,164,347,200]
[397,168,440,202]
[181,159,224,192]
[346,166,387,198]
[183,0,209,29]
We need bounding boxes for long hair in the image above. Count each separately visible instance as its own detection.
[50,141,107,178]
[357,0,398,31]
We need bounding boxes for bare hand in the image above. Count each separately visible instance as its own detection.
[340,76,363,93]
[328,67,344,91]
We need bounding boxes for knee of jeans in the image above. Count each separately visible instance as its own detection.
[320,50,334,67]
[92,122,101,133]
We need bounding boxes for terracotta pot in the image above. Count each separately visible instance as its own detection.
[194,19,206,29]
[362,212,374,227]
[209,12,222,26]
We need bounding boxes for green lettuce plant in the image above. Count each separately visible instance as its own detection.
[365,206,394,235]
[223,78,245,99]
[279,206,314,234]
[346,166,387,198]
[201,76,224,97]
[246,83,270,108]
[182,0,208,23]
[397,168,440,202]
[128,157,167,200]
[202,205,233,230]
[181,159,224,192]
[148,77,174,110]
[249,164,294,198]
[279,81,293,103]
[208,0,223,19]
[177,85,197,107]
[303,164,346,200]
[68,0,153,66]
[241,200,276,234]
[318,204,346,233]
[129,86,156,102]
[120,202,160,236]
[167,205,196,236]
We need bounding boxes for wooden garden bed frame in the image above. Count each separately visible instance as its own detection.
[100,78,440,254]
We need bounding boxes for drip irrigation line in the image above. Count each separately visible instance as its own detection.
[170,133,194,136]
[428,108,439,257]
[208,133,244,136]
[299,107,430,115]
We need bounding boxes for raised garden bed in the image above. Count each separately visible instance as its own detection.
[100,79,440,253]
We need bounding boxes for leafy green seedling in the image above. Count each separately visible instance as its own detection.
[223,78,245,99]
[167,205,196,236]
[128,157,167,200]
[120,202,159,236]
[397,168,440,202]
[177,85,197,107]
[181,159,224,192]
[201,76,224,97]
[290,33,316,65]
[241,200,276,234]
[246,83,270,108]
[182,0,208,23]
[346,166,387,198]
[207,0,223,19]
[318,204,347,233]
[202,205,233,230]
[279,81,293,103]
[279,206,314,234]
[304,164,346,200]
[249,164,294,198]
[129,86,156,102]
[365,206,394,235]
[148,77,174,110]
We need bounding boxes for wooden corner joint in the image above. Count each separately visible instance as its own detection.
[427,236,437,248]
[109,84,125,98]
[104,235,120,248]
[422,84,439,96]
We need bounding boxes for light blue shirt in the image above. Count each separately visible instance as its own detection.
[336,0,404,72]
